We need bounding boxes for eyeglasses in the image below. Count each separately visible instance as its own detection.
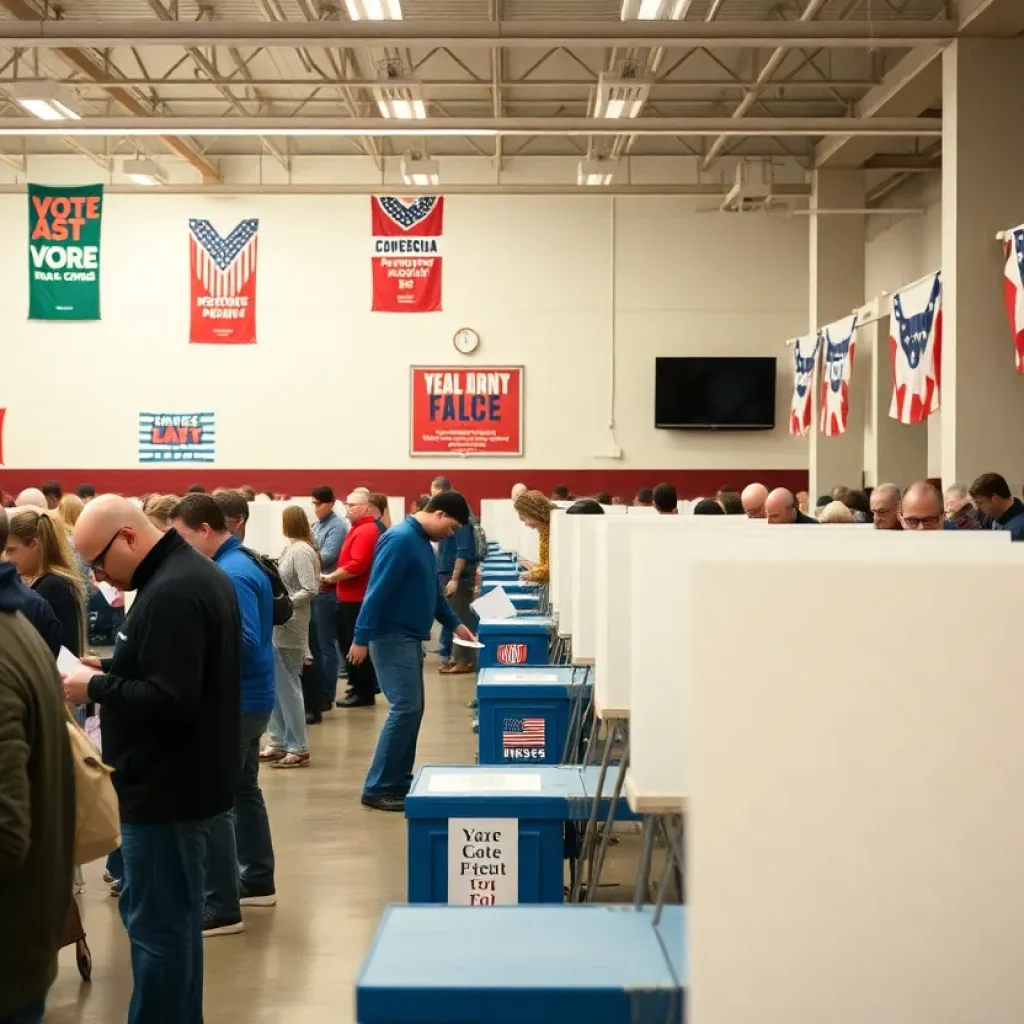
[901,514,942,529]
[871,507,897,518]
[87,528,124,571]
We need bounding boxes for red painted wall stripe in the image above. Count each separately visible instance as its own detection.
[1,468,809,511]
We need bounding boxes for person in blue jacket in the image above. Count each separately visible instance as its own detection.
[171,493,277,935]
[349,491,477,812]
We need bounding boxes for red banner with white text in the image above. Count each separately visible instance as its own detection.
[189,218,258,344]
[371,196,443,312]
[411,366,523,456]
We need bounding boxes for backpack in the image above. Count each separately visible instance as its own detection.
[471,516,488,562]
[240,547,294,626]
[63,704,120,865]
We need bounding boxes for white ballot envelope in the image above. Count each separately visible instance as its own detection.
[471,585,517,620]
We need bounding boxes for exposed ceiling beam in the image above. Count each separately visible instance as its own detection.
[814,45,943,168]
[2,76,887,91]
[956,0,1024,34]
[864,153,941,170]
[0,115,942,137]
[0,20,956,50]
[0,0,219,180]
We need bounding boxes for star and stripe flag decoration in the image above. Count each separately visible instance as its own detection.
[1002,226,1024,373]
[189,218,259,344]
[889,272,941,425]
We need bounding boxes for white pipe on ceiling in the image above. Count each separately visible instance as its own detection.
[0,19,955,50]
[0,115,942,137]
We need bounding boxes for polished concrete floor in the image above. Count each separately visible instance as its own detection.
[46,658,640,1023]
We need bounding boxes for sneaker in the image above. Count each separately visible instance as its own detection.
[239,883,278,907]
[202,912,245,937]
[258,746,286,763]
[439,662,474,675]
[337,694,375,708]
[272,752,311,769]
[360,793,406,813]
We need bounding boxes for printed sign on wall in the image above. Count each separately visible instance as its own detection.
[28,183,103,320]
[189,219,259,344]
[371,196,443,312]
[138,412,216,463]
[447,818,518,905]
[411,367,523,456]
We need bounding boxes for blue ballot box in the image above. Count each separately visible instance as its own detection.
[356,904,686,1024]
[478,615,554,669]
[479,579,536,597]
[476,665,588,766]
[405,765,581,904]
[511,592,541,615]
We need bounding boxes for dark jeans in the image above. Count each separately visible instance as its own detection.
[445,577,478,666]
[311,592,341,702]
[120,817,214,1024]
[0,1001,44,1024]
[205,713,275,918]
[363,635,425,797]
[337,600,378,700]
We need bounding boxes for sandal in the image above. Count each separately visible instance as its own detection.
[439,662,475,675]
[258,746,286,763]
[272,752,311,769]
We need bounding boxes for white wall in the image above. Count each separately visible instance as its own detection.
[0,163,809,472]
[864,172,942,478]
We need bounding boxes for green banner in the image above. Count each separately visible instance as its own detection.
[28,183,103,321]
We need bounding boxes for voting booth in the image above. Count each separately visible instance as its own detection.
[404,765,637,905]
[477,666,588,767]
[478,616,554,669]
[357,904,685,1024]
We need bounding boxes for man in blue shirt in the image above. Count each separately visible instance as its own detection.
[171,494,277,936]
[349,491,477,812]
[430,476,479,673]
[310,485,349,707]
[969,472,1024,540]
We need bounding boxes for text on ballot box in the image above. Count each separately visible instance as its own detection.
[477,666,586,766]
[405,766,580,904]
[478,616,554,669]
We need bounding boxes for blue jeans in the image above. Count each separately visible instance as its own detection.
[311,592,341,702]
[363,635,425,797]
[205,713,275,917]
[120,818,213,1024]
[0,1000,44,1024]
[267,647,309,754]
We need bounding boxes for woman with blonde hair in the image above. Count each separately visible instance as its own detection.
[261,504,320,768]
[513,489,555,583]
[143,493,179,532]
[818,500,856,524]
[5,507,86,657]
[57,492,85,530]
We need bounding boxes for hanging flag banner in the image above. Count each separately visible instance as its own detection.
[411,366,523,456]
[189,218,259,344]
[788,334,820,437]
[889,271,941,425]
[138,412,216,463]
[372,196,443,312]
[28,183,103,321]
[0,407,6,466]
[819,314,858,437]
[1002,226,1024,373]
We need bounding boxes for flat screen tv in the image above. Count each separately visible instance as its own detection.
[655,356,777,431]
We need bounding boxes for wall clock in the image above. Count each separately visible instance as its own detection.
[453,327,480,355]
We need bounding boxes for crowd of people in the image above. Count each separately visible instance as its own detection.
[3,467,1022,1024]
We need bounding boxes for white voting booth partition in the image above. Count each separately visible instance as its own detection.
[245,497,405,557]
[627,527,1014,815]
[662,531,1024,1024]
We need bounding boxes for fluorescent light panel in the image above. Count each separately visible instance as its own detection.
[13,82,80,121]
[620,0,690,18]
[344,0,402,18]
[577,159,615,187]
[0,126,496,137]
[373,78,427,120]
[401,154,439,186]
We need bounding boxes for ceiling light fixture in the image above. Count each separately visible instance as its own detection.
[373,76,427,119]
[13,81,80,121]
[401,152,439,187]
[344,0,402,19]
[593,73,650,119]
[122,157,166,186]
[577,158,616,187]
[620,0,691,19]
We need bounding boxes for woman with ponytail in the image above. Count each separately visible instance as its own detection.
[5,507,87,657]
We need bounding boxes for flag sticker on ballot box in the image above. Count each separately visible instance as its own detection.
[503,717,545,760]
[496,643,528,665]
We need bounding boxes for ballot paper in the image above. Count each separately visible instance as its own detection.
[471,585,517,620]
[428,772,543,794]
[453,636,485,649]
[57,646,83,676]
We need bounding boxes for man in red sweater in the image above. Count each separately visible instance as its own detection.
[322,490,381,708]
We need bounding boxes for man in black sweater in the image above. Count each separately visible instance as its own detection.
[62,495,241,1024]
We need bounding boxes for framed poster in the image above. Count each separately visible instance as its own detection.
[410,366,524,457]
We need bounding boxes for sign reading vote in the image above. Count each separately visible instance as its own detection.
[411,366,523,456]
[447,817,518,906]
